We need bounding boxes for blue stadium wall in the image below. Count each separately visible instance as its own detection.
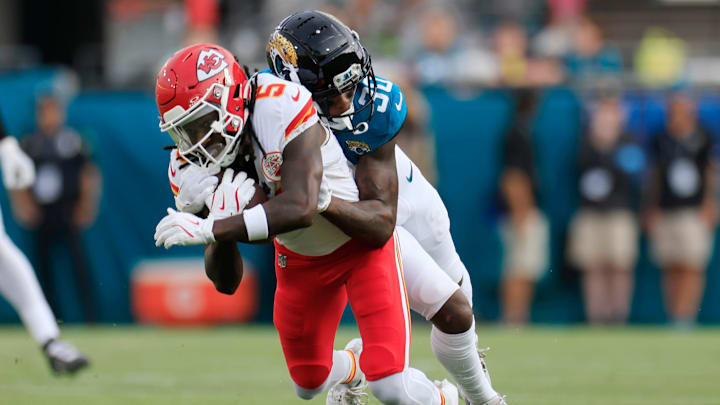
[0,69,718,325]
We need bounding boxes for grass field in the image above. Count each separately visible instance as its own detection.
[1,324,719,405]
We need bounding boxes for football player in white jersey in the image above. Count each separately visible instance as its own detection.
[265,11,507,405]
[153,43,459,405]
[0,111,88,374]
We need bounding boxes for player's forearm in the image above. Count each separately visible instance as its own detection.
[76,164,101,218]
[204,240,243,294]
[332,139,398,247]
[214,123,323,242]
[213,193,315,243]
[704,163,717,202]
[322,196,395,248]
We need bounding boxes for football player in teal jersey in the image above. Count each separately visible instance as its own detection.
[267,11,507,405]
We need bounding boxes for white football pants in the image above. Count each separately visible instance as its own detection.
[0,203,58,344]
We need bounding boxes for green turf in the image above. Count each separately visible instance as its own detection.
[1,324,719,404]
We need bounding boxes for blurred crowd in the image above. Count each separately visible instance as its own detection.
[1,0,719,326]
[94,0,714,90]
[498,88,716,328]
[1,0,716,89]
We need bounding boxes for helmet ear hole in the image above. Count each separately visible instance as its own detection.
[233,84,241,98]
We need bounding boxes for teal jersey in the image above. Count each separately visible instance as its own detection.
[262,68,407,165]
[334,75,407,165]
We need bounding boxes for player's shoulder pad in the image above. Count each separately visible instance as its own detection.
[253,72,312,110]
[252,73,317,150]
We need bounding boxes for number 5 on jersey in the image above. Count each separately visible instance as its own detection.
[257,83,287,99]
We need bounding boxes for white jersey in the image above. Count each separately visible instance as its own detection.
[250,73,358,256]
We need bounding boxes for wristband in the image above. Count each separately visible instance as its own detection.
[243,204,269,241]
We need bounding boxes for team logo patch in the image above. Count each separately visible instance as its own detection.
[345,140,371,155]
[196,49,228,82]
[261,151,283,182]
[278,254,287,269]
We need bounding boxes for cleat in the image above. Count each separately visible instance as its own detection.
[43,339,89,375]
[489,396,509,405]
[326,338,368,405]
[434,379,459,405]
[476,395,508,405]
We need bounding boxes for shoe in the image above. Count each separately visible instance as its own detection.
[459,390,508,405]
[326,338,368,405]
[43,339,89,375]
[434,379,459,405]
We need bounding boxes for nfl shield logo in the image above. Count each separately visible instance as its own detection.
[278,254,287,269]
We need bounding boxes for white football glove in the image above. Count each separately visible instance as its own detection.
[154,208,216,249]
[169,151,218,213]
[0,137,35,189]
[317,172,331,213]
[206,168,256,220]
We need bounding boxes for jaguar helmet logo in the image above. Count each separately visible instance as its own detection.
[345,140,370,155]
[267,32,301,83]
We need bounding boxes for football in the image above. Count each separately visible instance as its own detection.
[215,169,267,209]
[246,183,268,209]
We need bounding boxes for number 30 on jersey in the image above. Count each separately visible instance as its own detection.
[357,77,395,113]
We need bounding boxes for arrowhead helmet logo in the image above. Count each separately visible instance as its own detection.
[196,49,229,82]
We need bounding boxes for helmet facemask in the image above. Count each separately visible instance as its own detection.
[315,48,377,135]
[160,83,244,174]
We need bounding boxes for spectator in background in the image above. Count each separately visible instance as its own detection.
[184,0,219,45]
[11,95,101,323]
[568,95,643,325]
[563,17,622,86]
[533,0,587,58]
[478,0,545,30]
[492,21,563,87]
[493,21,529,86]
[412,7,497,86]
[499,89,550,325]
[647,94,716,328]
[634,28,687,88]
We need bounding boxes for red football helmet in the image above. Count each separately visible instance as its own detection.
[156,43,249,172]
